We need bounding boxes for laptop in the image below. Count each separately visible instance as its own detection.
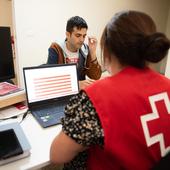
[23,63,79,128]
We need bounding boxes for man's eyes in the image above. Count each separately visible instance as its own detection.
[75,34,86,38]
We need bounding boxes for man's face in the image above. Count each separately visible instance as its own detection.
[66,27,87,51]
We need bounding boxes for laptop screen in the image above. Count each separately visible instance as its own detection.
[23,64,79,104]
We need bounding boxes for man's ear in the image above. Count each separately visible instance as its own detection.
[66,31,70,39]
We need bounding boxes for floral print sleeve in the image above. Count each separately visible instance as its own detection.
[61,90,104,169]
[61,90,104,147]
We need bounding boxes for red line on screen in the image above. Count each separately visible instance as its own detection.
[30,90,78,102]
[34,83,71,90]
[35,85,72,94]
[35,88,72,97]
[34,77,71,84]
[34,80,71,88]
[34,75,70,81]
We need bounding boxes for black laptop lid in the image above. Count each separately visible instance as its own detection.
[23,63,79,108]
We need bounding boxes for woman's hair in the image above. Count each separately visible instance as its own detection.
[101,10,170,68]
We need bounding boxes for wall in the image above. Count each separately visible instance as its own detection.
[0,0,13,27]
[165,8,170,78]
[12,0,170,86]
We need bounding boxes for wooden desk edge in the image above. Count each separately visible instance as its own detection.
[0,93,26,108]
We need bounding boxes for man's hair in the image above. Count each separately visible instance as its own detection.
[66,16,88,33]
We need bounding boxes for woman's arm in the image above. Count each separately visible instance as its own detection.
[50,91,104,167]
[50,131,86,165]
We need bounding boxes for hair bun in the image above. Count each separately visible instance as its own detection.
[143,33,170,63]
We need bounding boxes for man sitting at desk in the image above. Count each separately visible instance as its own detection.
[47,16,102,90]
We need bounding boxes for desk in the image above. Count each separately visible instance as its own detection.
[0,114,62,170]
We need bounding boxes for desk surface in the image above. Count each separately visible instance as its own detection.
[0,114,61,170]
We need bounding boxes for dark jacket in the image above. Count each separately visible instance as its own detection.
[47,42,102,80]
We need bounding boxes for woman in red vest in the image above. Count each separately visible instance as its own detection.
[50,10,170,170]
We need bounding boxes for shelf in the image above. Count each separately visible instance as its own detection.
[0,91,26,109]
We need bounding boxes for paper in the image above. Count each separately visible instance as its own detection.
[0,104,28,119]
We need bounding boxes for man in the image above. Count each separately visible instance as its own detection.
[47,16,102,89]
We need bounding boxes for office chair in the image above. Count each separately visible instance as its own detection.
[152,152,170,170]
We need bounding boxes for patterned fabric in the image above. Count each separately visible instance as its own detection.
[61,91,104,170]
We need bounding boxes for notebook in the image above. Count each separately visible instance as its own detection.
[0,122,31,165]
[23,63,79,128]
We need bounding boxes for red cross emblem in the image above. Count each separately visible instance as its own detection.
[140,92,170,156]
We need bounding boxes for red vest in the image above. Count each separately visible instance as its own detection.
[84,67,170,170]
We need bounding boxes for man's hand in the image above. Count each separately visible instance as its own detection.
[88,36,97,60]
[79,79,95,90]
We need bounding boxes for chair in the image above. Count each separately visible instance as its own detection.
[152,152,170,170]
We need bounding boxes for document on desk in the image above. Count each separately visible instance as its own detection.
[0,82,23,96]
[0,122,31,165]
[0,104,28,120]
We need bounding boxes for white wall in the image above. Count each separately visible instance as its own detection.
[165,51,170,78]
[165,8,170,78]
[12,0,170,86]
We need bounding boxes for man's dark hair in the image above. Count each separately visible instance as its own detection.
[66,16,88,33]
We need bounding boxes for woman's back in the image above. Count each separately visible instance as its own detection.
[85,66,170,169]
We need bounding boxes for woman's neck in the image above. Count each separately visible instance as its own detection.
[106,57,126,76]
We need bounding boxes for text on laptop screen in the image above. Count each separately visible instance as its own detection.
[24,64,79,103]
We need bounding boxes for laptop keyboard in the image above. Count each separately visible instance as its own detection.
[33,102,65,124]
